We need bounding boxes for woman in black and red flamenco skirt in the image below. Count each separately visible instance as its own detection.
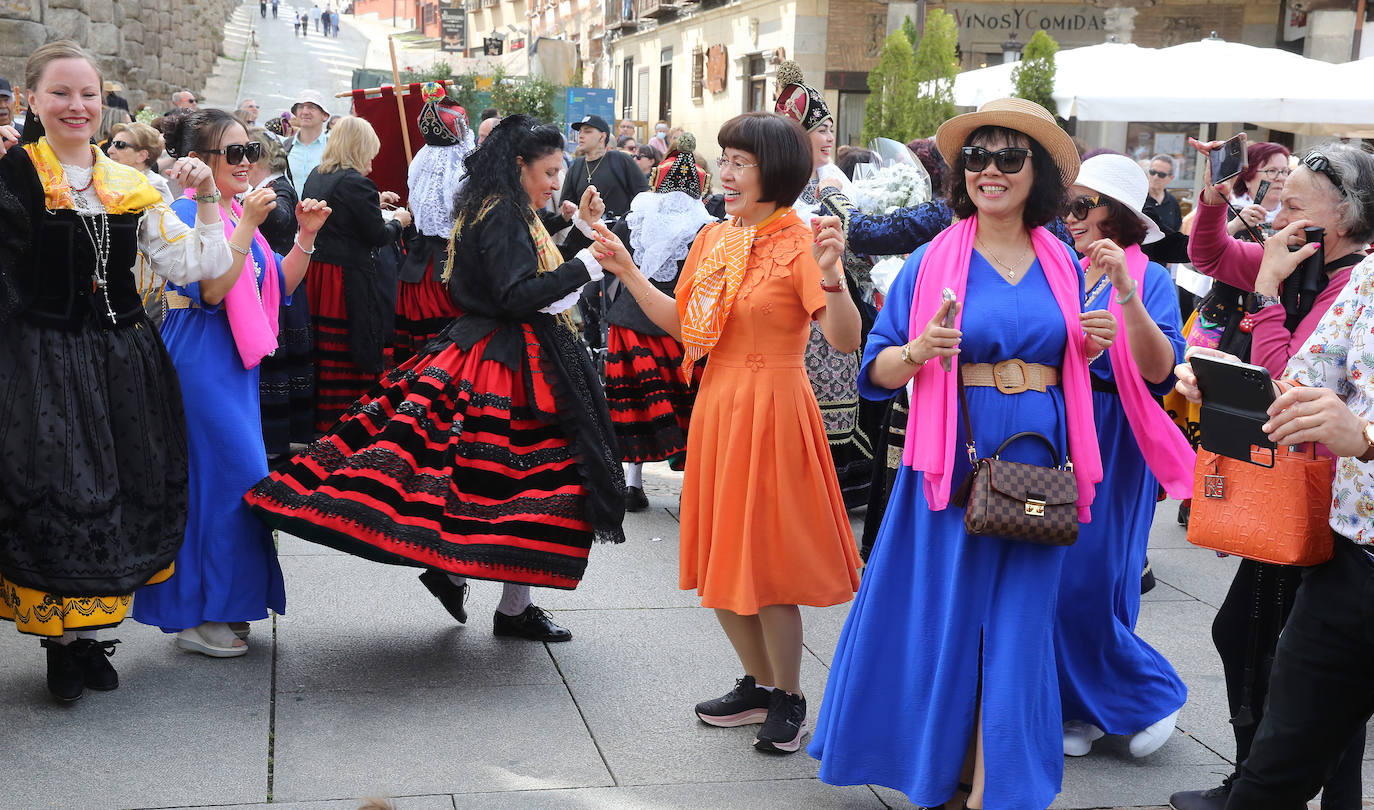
[245,116,626,641]
[605,134,717,510]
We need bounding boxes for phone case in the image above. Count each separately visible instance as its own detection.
[1199,401,1275,463]
[1193,356,1276,463]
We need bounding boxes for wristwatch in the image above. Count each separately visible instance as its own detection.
[1361,420,1374,461]
[900,342,920,366]
[1255,293,1282,309]
[194,190,221,204]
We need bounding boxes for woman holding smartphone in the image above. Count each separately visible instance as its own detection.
[1054,154,1191,760]
[1168,141,1374,810]
[808,99,1113,810]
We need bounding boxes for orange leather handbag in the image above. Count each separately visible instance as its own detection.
[1185,444,1334,566]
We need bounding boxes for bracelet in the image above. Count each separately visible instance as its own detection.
[820,277,845,293]
[1087,349,1105,363]
[1115,280,1138,305]
[228,242,250,256]
[194,190,221,204]
[294,237,316,255]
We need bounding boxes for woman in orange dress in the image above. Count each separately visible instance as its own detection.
[591,111,863,754]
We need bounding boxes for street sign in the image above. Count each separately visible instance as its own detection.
[440,6,465,53]
[564,86,616,146]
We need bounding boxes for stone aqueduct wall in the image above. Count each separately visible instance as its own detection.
[0,0,237,110]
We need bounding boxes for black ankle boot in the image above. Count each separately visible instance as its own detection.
[40,639,84,703]
[73,638,120,691]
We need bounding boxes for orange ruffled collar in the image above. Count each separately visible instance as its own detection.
[25,137,162,215]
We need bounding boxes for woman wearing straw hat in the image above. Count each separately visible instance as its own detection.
[808,98,1115,809]
[1053,154,1191,761]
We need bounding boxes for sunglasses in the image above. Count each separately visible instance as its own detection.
[202,141,263,165]
[109,140,132,151]
[1301,152,1341,189]
[1147,169,1171,178]
[962,145,1032,174]
[1068,194,1110,221]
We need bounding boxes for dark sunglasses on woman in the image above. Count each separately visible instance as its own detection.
[109,140,132,151]
[961,145,1032,174]
[1067,194,1110,221]
[202,141,263,165]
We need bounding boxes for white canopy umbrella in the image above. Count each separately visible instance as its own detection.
[949,38,1374,129]
[1255,57,1374,137]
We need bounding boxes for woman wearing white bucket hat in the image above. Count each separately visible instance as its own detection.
[1054,154,1192,760]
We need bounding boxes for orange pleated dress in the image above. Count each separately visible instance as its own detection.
[676,210,862,615]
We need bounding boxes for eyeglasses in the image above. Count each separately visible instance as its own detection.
[202,142,263,165]
[1067,194,1110,221]
[1257,167,1292,179]
[1301,152,1342,189]
[961,146,1032,174]
[1147,169,1171,178]
[715,156,758,173]
[109,140,132,151]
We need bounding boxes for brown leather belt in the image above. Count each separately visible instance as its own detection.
[961,359,1059,394]
[164,290,200,310]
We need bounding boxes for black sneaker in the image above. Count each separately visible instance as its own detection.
[74,638,120,691]
[754,690,808,753]
[1168,773,1234,810]
[40,639,84,703]
[625,486,649,513]
[694,675,772,727]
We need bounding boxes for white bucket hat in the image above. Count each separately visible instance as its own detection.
[1072,154,1164,245]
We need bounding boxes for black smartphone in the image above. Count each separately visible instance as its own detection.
[1253,179,1271,206]
[1209,133,1248,185]
[1192,354,1276,463]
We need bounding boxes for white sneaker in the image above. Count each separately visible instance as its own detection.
[1129,709,1180,758]
[1063,720,1104,757]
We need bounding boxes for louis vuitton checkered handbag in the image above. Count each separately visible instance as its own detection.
[951,377,1079,546]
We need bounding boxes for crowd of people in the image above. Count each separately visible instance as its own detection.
[5,36,1374,810]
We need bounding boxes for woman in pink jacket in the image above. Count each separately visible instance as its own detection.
[1169,140,1374,810]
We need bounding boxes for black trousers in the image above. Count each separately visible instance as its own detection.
[1226,536,1374,809]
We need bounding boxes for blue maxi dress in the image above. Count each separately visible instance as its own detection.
[811,243,1083,810]
[133,200,287,632]
[1055,261,1187,735]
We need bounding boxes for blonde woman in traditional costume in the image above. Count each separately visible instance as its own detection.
[0,41,233,702]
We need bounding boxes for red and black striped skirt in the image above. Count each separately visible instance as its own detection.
[394,271,459,364]
[604,325,697,463]
[307,261,393,433]
[243,326,595,589]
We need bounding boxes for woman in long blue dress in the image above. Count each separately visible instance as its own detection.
[809,99,1113,810]
[1055,155,1190,759]
[133,109,330,656]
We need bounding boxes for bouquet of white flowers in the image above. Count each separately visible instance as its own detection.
[850,162,932,215]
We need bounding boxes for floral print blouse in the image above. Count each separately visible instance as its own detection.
[1287,253,1374,543]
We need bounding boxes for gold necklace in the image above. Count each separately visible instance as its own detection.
[585,154,604,184]
[977,237,1030,280]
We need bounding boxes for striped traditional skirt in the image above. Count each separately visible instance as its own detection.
[394,272,459,364]
[243,325,597,589]
[603,325,697,463]
[306,261,393,434]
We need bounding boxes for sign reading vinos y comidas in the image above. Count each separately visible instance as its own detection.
[943,3,1108,45]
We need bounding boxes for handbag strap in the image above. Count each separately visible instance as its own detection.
[957,369,977,463]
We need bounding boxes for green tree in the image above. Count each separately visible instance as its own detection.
[861,31,918,145]
[1011,30,1059,118]
[900,15,919,48]
[489,67,560,124]
[910,8,958,137]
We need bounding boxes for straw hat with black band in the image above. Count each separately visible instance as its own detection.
[935,97,1079,186]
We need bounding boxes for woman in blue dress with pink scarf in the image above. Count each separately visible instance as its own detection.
[809,99,1115,810]
[133,109,331,656]
[1055,154,1193,761]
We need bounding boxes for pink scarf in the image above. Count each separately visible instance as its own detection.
[187,192,282,369]
[901,216,1102,521]
[1091,244,1196,498]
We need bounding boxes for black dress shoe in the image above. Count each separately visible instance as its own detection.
[418,569,468,624]
[493,605,572,642]
[73,638,121,691]
[1141,556,1156,595]
[40,639,84,703]
[625,485,649,512]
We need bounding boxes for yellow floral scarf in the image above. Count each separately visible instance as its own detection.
[26,137,162,214]
[679,206,790,369]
